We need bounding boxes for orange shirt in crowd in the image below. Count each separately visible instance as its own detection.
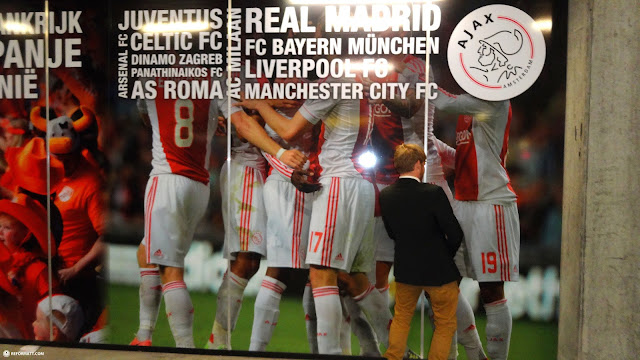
[54,156,105,270]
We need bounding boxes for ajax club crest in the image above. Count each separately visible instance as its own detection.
[447,5,546,101]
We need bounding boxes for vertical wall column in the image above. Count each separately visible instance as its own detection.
[560,0,640,359]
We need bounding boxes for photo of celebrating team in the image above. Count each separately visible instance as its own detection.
[0,0,570,359]
[112,2,562,358]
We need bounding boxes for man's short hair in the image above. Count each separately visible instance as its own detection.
[394,143,426,174]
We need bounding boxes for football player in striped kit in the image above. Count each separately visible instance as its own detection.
[247,84,318,351]
[432,88,519,360]
[207,74,307,350]
[131,76,216,348]
[236,74,392,355]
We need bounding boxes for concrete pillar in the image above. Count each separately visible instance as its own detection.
[560,0,640,359]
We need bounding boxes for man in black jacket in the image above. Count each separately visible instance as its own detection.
[380,144,463,360]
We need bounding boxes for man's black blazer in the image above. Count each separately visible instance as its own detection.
[379,177,463,286]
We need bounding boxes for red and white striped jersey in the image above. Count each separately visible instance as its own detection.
[140,78,217,185]
[401,55,445,183]
[298,77,372,180]
[432,89,516,203]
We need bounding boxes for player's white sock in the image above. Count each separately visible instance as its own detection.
[339,296,352,355]
[484,299,511,360]
[302,282,318,354]
[353,284,392,349]
[342,293,380,356]
[457,295,487,360]
[136,267,161,342]
[377,284,390,309]
[208,271,248,349]
[312,286,342,354]
[249,276,286,351]
[162,281,194,348]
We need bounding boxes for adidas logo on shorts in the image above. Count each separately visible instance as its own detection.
[154,249,163,257]
[335,253,343,261]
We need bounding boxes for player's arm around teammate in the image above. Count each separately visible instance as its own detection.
[229,110,307,169]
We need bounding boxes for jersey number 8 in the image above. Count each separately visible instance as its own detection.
[174,99,194,148]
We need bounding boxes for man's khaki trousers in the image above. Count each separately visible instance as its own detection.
[384,281,459,360]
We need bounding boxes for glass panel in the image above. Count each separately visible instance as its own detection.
[105,0,230,348]
[44,0,110,344]
[0,0,62,342]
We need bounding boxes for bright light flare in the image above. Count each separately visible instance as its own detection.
[141,21,208,33]
[534,19,552,32]
[3,21,34,34]
[358,150,377,169]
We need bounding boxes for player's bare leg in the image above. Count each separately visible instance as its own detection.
[158,265,194,348]
[480,281,510,360]
[131,243,161,346]
[375,260,393,302]
[249,267,307,351]
[340,271,392,350]
[208,251,261,350]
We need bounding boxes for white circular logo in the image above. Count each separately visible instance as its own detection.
[447,5,546,101]
[2,350,9,358]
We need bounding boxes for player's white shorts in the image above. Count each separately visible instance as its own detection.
[306,177,375,273]
[221,161,267,260]
[453,200,520,282]
[374,179,454,263]
[264,177,312,268]
[144,174,209,267]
